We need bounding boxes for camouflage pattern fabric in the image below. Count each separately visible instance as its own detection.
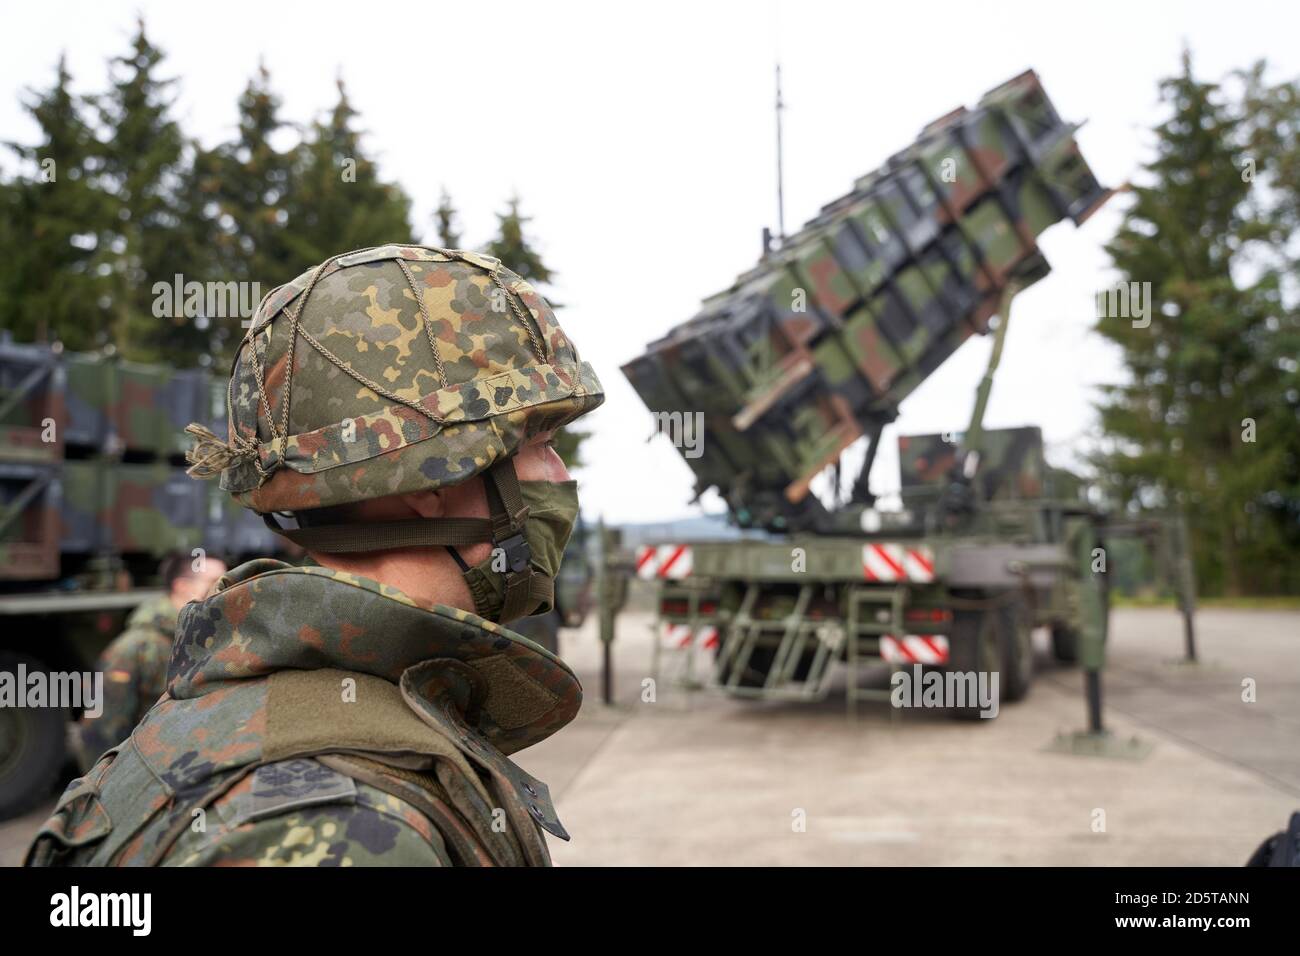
[187,244,604,514]
[75,594,177,771]
[0,340,286,580]
[620,70,1109,532]
[27,559,579,867]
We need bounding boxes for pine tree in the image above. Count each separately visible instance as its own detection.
[485,195,589,468]
[1239,62,1300,243]
[197,63,299,360]
[1094,52,1292,595]
[0,54,114,350]
[96,18,213,365]
[1237,64,1300,592]
[486,195,554,285]
[282,78,413,269]
[433,188,462,248]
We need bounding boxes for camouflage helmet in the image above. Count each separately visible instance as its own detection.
[186,244,603,516]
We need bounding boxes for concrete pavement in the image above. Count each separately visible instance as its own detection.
[524,607,1298,865]
[2,607,1295,866]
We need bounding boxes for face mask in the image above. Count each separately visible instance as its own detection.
[460,480,579,624]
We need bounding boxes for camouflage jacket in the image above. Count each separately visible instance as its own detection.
[27,559,579,867]
[76,595,178,771]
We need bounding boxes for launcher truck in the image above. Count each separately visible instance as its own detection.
[619,70,1196,719]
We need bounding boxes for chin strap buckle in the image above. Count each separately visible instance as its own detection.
[497,532,532,573]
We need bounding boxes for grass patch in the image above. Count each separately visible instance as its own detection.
[1112,594,1300,610]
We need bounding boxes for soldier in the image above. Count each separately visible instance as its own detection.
[74,550,227,771]
[27,244,603,866]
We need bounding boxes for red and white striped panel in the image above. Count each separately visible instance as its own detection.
[662,623,719,650]
[861,543,935,583]
[635,544,694,580]
[879,635,949,664]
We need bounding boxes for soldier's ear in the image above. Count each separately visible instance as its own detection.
[401,489,447,519]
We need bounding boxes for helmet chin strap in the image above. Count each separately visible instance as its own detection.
[263,457,540,621]
[444,546,472,572]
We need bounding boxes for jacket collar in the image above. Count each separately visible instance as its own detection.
[170,559,582,754]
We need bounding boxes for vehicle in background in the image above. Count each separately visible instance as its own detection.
[618,70,1195,718]
[0,337,285,819]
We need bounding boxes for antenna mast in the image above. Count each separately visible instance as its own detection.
[775,63,787,241]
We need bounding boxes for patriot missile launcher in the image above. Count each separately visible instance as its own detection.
[619,71,1194,723]
[623,69,1111,534]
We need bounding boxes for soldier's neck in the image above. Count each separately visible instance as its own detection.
[310,547,476,612]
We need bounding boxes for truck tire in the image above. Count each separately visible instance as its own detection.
[946,595,1031,718]
[999,599,1034,702]
[0,652,68,821]
[947,605,1000,720]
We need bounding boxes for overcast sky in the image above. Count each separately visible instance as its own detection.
[5,1,1298,524]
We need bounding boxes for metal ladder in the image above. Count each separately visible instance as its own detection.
[650,581,713,694]
[711,582,841,701]
[845,584,909,719]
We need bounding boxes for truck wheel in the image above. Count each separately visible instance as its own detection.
[0,652,68,821]
[999,600,1034,702]
[947,605,1001,720]
[947,596,1031,717]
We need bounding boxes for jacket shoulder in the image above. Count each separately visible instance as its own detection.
[99,623,172,670]
[164,758,453,866]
